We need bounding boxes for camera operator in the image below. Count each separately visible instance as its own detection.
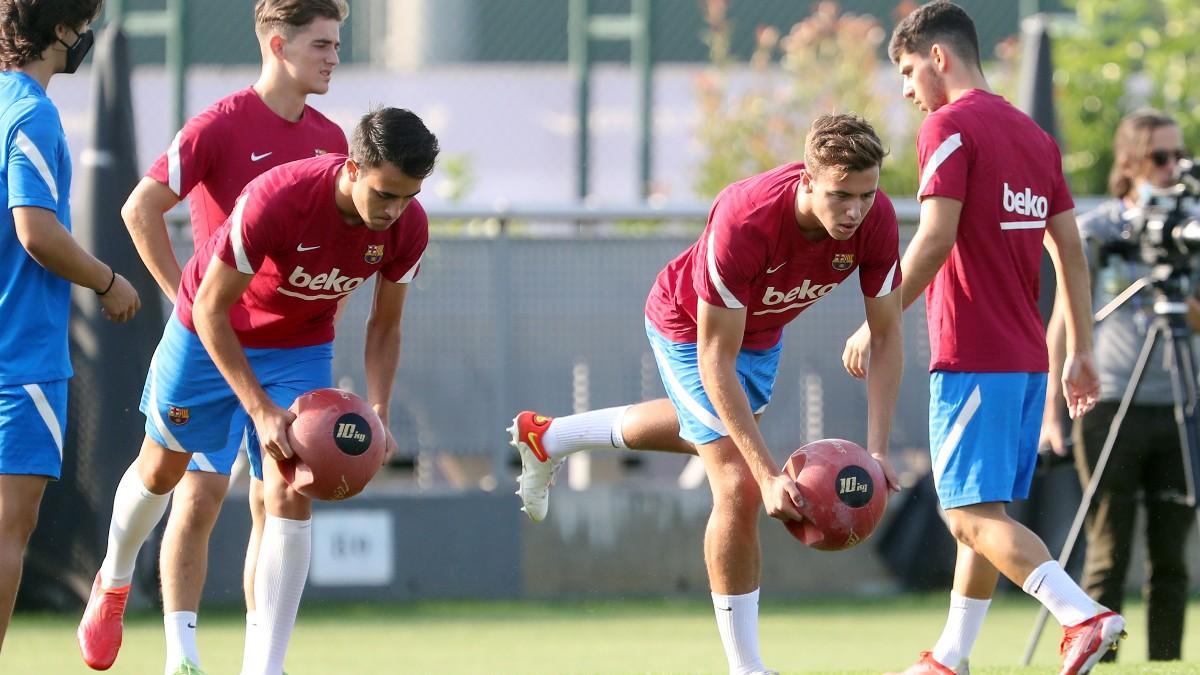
[1042,108,1197,662]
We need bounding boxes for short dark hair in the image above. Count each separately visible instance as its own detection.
[1109,109,1179,199]
[888,1,981,71]
[805,113,887,176]
[0,0,102,69]
[254,0,347,40]
[350,108,440,179]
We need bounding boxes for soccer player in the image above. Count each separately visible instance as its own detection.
[77,107,436,674]
[513,113,904,675]
[0,0,142,652]
[120,1,347,671]
[841,3,1122,673]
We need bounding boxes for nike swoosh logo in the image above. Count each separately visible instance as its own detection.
[250,151,273,162]
[766,263,786,274]
[716,606,733,612]
[526,432,548,462]
[752,298,821,315]
[296,244,320,252]
[186,622,196,629]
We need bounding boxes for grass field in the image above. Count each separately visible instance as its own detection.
[5,594,1198,674]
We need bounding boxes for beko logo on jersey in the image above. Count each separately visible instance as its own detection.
[755,280,839,315]
[286,266,365,295]
[1002,182,1048,218]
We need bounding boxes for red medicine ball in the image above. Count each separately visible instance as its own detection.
[279,388,386,501]
[781,438,887,551]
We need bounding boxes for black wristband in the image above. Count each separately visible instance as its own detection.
[96,269,116,296]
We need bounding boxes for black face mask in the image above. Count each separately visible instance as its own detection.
[58,29,94,74]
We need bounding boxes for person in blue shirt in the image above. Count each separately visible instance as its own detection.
[0,0,140,650]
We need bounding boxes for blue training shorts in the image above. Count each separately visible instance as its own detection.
[140,315,332,480]
[186,413,256,476]
[0,380,68,479]
[645,318,781,445]
[928,370,1047,509]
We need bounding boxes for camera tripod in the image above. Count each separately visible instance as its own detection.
[1021,265,1200,664]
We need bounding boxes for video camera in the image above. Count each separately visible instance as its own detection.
[1108,159,1200,271]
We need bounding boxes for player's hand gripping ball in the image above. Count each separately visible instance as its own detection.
[279,388,387,501]
[781,439,887,551]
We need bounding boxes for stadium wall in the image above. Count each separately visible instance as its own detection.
[195,485,1200,604]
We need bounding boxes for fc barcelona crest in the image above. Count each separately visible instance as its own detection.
[365,244,384,264]
[832,253,854,271]
[168,406,190,426]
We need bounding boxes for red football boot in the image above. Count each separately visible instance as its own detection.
[77,573,131,670]
[1059,610,1126,675]
[885,651,963,675]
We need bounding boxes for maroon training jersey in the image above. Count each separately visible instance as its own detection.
[917,89,1074,373]
[175,154,427,349]
[146,87,348,244]
[645,163,901,350]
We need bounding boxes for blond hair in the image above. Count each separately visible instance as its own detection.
[805,113,887,176]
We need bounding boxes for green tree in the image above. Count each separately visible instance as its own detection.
[1055,0,1200,194]
[694,1,922,200]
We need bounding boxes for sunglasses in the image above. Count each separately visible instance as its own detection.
[1148,148,1188,167]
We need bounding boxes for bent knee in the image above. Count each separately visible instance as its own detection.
[709,468,760,516]
[946,519,975,546]
[141,470,185,494]
[177,473,230,506]
[137,439,192,493]
[263,480,311,520]
[944,505,1003,546]
[169,490,227,532]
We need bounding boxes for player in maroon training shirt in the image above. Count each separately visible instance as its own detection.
[117,2,348,672]
[842,4,1120,674]
[79,108,436,675]
[512,114,904,674]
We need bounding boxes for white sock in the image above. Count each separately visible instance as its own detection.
[711,589,768,675]
[100,464,171,587]
[163,611,199,673]
[248,517,311,675]
[240,611,259,675]
[1023,560,1097,627]
[931,592,990,670]
[543,406,629,459]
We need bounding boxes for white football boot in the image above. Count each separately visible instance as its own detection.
[509,411,562,522]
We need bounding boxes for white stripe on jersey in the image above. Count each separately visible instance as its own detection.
[22,384,63,458]
[752,298,821,315]
[13,130,58,202]
[875,260,898,297]
[1000,220,1046,231]
[397,254,422,283]
[706,230,744,309]
[167,130,183,196]
[649,339,729,438]
[932,383,981,489]
[918,133,963,197]
[276,287,355,301]
[230,195,254,274]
